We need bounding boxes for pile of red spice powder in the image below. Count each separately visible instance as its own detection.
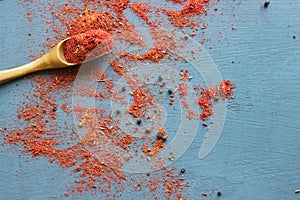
[1,0,236,199]
[63,29,114,64]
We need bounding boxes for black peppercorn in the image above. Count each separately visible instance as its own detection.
[157,133,163,140]
[264,0,270,8]
[168,88,173,95]
[136,119,142,125]
[217,191,222,196]
[180,168,185,174]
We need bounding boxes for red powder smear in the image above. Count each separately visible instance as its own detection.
[162,0,209,28]
[66,11,117,36]
[118,134,133,149]
[166,0,185,4]
[142,129,168,156]
[198,92,213,120]
[128,88,154,118]
[104,0,130,15]
[26,10,33,22]
[220,79,236,99]
[63,29,114,64]
[61,103,71,113]
[178,83,187,97]
[187,110,197,120]
[198,80,236,120]
[110,60,127,75]
[183,99,189,109]
[114,30,147,46]
[3,76,129,197]
[121,34,175,62]
[129,2,151,21]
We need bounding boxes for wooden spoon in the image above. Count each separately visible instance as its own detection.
[0,37,110,85]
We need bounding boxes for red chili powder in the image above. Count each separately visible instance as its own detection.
[128,87,154,118]
[110,60,127,75]
[162,0,209,28]
[166,0,185,5]
[121,32,176,62]
[3,0,237,199]
[142,129,168,156]
[104,0,130,15]
[178,83,187,97]
[65,11,117,36]
[198,80,236,120]
[118,134,133,149]
[63,29,114,64]
[129,2,151,22]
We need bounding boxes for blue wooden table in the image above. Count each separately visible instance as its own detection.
[1,1,300,199]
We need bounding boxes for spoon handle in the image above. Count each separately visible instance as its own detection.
[0,57,47,85]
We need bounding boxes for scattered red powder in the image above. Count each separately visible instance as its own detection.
[198,80,236,120]
[166,0,185,5]
[162,0,209,28]
[128,88,154,118]
[187,110,197,120]
[26,10,33,22]
[65,11,117,36]
[178,83,187,97]
[3,71,131,197]
[142,129,168,156]
[129,2,151,22]
[121,32,176,62]
[110,60,127,75]
[61,103,71,113]
[104,0,131,15]
[118,134,133,149]
[2,0,237,199]
[220,80,236,99]
[63,29,114,64]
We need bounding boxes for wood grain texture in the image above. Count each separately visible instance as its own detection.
[1,0,300,199]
